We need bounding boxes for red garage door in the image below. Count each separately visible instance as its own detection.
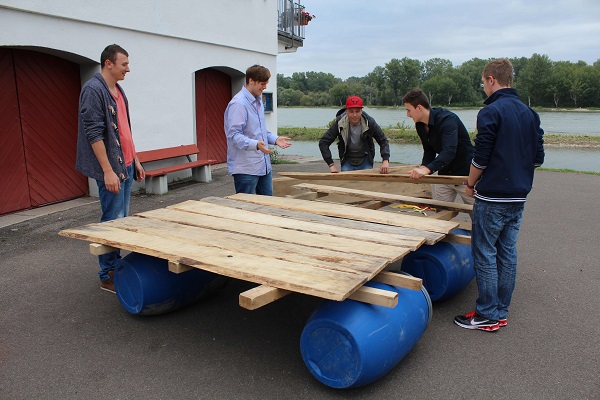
[195,68,231,162]
[0,48,87,215]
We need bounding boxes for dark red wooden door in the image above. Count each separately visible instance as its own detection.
[0,49,31,215]
[195,69,231,162]
[0,48,87,215]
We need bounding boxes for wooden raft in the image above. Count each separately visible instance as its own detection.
[59,194,458,310]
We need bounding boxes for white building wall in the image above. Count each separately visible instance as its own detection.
[0,0,280,151]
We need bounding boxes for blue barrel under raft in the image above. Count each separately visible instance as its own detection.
[114,252,224,315]
[300,279,432,389]
[400,229,475,302]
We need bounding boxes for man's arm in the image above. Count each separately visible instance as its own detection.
[370,119,390,174]
[91,140,120,194]
[318,123,339,171]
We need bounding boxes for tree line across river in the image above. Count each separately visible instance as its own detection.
[277,54,600,109]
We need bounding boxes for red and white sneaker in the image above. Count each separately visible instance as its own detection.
[454,311,500,332]
[498,318,507,327]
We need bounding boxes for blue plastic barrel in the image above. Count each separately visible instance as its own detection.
[400,228,474,302]
[114,252,223,315]
[300,279,432,389]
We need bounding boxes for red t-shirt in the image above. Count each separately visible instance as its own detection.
[112,91,136,166]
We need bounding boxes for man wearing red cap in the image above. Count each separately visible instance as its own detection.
[319,96,390,173]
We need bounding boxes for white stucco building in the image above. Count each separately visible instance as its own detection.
[0,0,307,213]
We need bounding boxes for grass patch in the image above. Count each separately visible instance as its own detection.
[537,167,600,176]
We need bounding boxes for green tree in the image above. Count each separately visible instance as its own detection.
[519,53,553,106]
[549,61,574,107]
[305,71,340,92]
[422,58,453,81]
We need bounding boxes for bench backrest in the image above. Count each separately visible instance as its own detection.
[137,144,199,163]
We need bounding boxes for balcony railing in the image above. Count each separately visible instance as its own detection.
[278,0,305,48]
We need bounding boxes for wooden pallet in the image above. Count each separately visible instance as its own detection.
[60,194,459,310]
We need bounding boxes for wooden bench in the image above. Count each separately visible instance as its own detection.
[137,144,217,195]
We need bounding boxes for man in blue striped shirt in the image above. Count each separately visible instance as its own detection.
[454,58,544,332]
[224,65,292,195]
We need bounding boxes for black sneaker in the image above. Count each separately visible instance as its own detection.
[454,311,500,332]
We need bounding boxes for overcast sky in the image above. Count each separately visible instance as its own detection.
[276,0,600,79]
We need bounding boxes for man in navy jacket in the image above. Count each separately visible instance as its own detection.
[454,58,545,332]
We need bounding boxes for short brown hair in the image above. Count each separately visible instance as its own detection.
[100,44,128,68]
[402,88,430,110]
[245,65,271,84]
[482,58,514,87]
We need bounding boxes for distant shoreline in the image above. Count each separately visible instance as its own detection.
[277,127,600,149]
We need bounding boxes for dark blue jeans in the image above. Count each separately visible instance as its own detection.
[95,164,133,282]
[233,172,273,196]
[471,199,525,321]
[341,158,373,171]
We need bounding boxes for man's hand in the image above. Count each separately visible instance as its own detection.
[257,140,274,154]
[103,170,121,194]
[379,160,390,174]
[409,165,431,179]
[134,159,145,182]
[276,136,292,149]
[465,186,475,197]
[329,164,339,173]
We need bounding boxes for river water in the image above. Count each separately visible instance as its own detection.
[277,107,600,173]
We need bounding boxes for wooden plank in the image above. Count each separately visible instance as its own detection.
[239,285,291,310]
[293,183,473,214]
[278,171,468,185]
[429,210,459,220]
[347,286,398,308]
[355,200,390,210]
[226,193,459,234]
[104,215,392,275]
[59,224,369,301]
[167,200,426,250]
[201,196,446,245]
[372,271,422,291]
[286,192,326,200]
[89,243,117,255]
[442,233,472,246]
[137,207,409,260]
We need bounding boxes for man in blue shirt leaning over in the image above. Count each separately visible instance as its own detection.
[224,65,292,195]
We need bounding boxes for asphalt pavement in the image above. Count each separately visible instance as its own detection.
[1,160,598,399]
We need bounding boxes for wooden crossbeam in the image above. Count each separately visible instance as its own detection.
[239,284,399,310]
[347,286,398,308]
[278,171,468,185]
[168,261,193,273]
[89,243,118,255]
[371,271,422,291]
[239,286,291,310]
[292,183,473,214]
[442,233,472,246]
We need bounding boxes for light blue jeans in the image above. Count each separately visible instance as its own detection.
[233,172,273,196]
[341,158,373,171]
[471,199,525,321]
[95,164,133,282]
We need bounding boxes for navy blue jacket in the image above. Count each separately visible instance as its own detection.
[473,88,545,202]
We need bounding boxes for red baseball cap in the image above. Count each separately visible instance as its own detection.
[345,96,363,109]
